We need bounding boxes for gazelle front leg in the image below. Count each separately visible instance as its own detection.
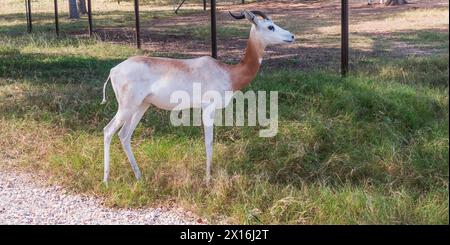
[202,103,215,184]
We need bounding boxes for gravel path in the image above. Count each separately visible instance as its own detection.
[0,170,198,225]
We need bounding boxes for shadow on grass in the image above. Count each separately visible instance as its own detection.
[0,43,447,128]
[218,66,448,189]
[0,48,120,84]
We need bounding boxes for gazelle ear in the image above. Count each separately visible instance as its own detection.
[243,10,259,26]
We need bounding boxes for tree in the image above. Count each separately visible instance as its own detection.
[68,0,79,19]
[385,0,408,5]
[77,0,87,15]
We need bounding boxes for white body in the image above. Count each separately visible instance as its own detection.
[102,10,294,184]
[111,56,232,110]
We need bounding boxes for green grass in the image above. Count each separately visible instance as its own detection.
[0,31,448,224]
[353,30,450,57]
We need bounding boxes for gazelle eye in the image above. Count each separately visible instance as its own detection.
[268,25,275,31]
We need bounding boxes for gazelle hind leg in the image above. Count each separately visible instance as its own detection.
[118,104,149,180]
[103,113,126,183]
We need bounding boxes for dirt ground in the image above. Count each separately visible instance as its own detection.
[78,0,447,70]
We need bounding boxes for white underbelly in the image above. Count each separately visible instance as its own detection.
[146,80,232,111]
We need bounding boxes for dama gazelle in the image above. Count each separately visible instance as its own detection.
[101,10,294,184]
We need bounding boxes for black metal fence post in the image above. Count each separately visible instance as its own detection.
[26,0,32,33]
[210,0,217,59]
[341,0,349,76]
[134,0,141,49]
[25,0,29,32]
[203,0,206,11]
[87,0,93,37]
[54,0,59,36]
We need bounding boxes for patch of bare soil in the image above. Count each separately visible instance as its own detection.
[74,0,448,70]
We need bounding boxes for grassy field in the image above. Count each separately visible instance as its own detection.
[0,0,448,224]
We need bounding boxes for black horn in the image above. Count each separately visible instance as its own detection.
[251,11,269,20]
[229,11,245,20]
[229,10,270,20]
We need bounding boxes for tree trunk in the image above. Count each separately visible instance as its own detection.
[385,0,408,5]
[77,0,87,15]
[68,0,79,19]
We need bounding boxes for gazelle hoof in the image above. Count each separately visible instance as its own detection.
[135,173,142,181]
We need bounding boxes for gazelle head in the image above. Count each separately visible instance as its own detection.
[230,10,295,46]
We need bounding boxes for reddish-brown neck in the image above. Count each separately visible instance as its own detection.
[228,33,265,91]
